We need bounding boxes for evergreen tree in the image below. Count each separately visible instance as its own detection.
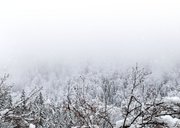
[20,89,26,111]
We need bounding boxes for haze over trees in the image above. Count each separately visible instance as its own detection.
[1,0,180,128]
[1,64,180,128]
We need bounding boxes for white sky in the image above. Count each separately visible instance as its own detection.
[0,0,180,69]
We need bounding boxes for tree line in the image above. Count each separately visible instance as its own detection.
[1,65,180,128]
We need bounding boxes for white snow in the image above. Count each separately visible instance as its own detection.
[0,109,9,117]
[115,118,132,128]
[163,97,180,104]
[45,98,51,104]
[29,124,36,128]
[157,115,180,128]
[115,119,124,128]
[72,125,99,128]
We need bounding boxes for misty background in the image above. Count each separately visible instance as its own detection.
[0,0,180,87]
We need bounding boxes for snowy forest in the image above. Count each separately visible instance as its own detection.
[1,0,180,128]
[1,63,180,128]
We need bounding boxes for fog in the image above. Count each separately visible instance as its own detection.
[0,0,180,75]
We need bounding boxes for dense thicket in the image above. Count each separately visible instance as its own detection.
[1,65,180,128]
